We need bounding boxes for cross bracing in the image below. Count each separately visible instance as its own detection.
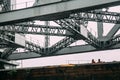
[0,24,72,36]
[48,37,76,55]
[25,41,44,54]
[0,32,44,54]
[55,19,101,48]
[70,11,120,24]
[0,31,75,58]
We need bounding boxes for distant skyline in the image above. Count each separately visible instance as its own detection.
[15,0,120,68]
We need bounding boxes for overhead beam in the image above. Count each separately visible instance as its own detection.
[0,0,120,25]
[7,43,120,60]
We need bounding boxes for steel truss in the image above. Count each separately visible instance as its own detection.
[0,24,72,36]
[1,0,120,60]
[0,32,44,55]
[0,32,15,45]
[54,19,101,48]
[24,36,77,56]
[47,37,76,55]
[0,31,76,58]
[0,0,17,60]
[2,10,120,59]
[70,11,120,24]
[25,41,44,55]
[0,39,10,48]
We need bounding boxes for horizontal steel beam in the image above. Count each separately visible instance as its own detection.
[70,11,120,24]
[0,59,17,66]
[7,45,96,60]
[7,43,120,60]
[0,0,120,25]
[0,24,72,36]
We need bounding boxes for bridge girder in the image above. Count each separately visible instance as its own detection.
[7,43,120,60]
[0,0,120,25]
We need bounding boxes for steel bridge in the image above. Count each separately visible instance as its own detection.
[0,0,120,68]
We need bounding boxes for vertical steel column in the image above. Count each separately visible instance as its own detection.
[97,9,103,39]
[45,21,50,48]
[97,22,103,38]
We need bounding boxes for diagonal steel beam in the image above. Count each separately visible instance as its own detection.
[0,26,74,55]
[0,32,44,55]
[105,34,120,48]
[25,41,44,55]
[63,19,101,48]
[0,24,73,36]
[47,37,76,55]
[55,19,101,48]
[106,24,120,39]
[0,32,17,46]
[0,39,11,48]
[1,48,16,60]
